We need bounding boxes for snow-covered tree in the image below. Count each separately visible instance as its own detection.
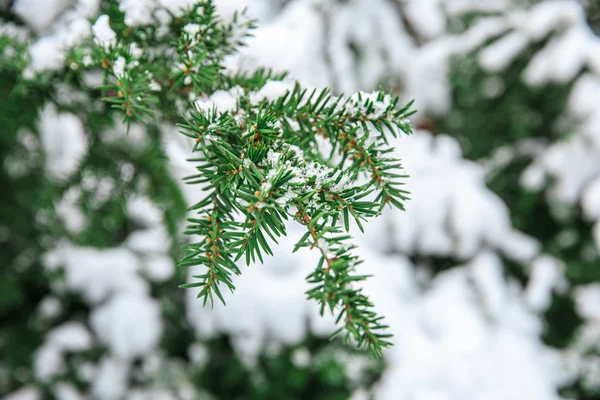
[2,0,600,399]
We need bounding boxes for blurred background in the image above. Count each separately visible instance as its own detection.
[2,0,600,399]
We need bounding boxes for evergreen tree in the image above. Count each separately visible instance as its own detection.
[1,0,411,398]
[3,0,600,399]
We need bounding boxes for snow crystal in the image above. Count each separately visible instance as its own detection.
[275,190,295,206]
[90,294,163,359]
[348,91,393,119]
[260,181,273,192]
[329,172,352,193]
[266,148,281,165]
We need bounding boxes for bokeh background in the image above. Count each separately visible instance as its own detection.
[2,0,600,399]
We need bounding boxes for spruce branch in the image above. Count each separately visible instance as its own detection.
[174,82,414,356]
[73,0,417,357]
[295,204,393,357]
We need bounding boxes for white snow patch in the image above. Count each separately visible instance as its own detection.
[248,80,294,105]
[479,32,528,72]
[119,0,155,26]
[575,284,600,320]
[5,387,40,400]
[143,254,175,282]
[34,344,64,381]
[91,294,163,359]
[91,357,130,400]
[42,244,146,304]
[13,0,70,32]
[47,322,93,352]
[39,105,87,181]
[194,86,244,113]
[524,256,564,312]
[54,383,84,400]
[92,15,117,51]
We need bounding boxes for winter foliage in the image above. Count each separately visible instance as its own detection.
[2,0,600,399]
